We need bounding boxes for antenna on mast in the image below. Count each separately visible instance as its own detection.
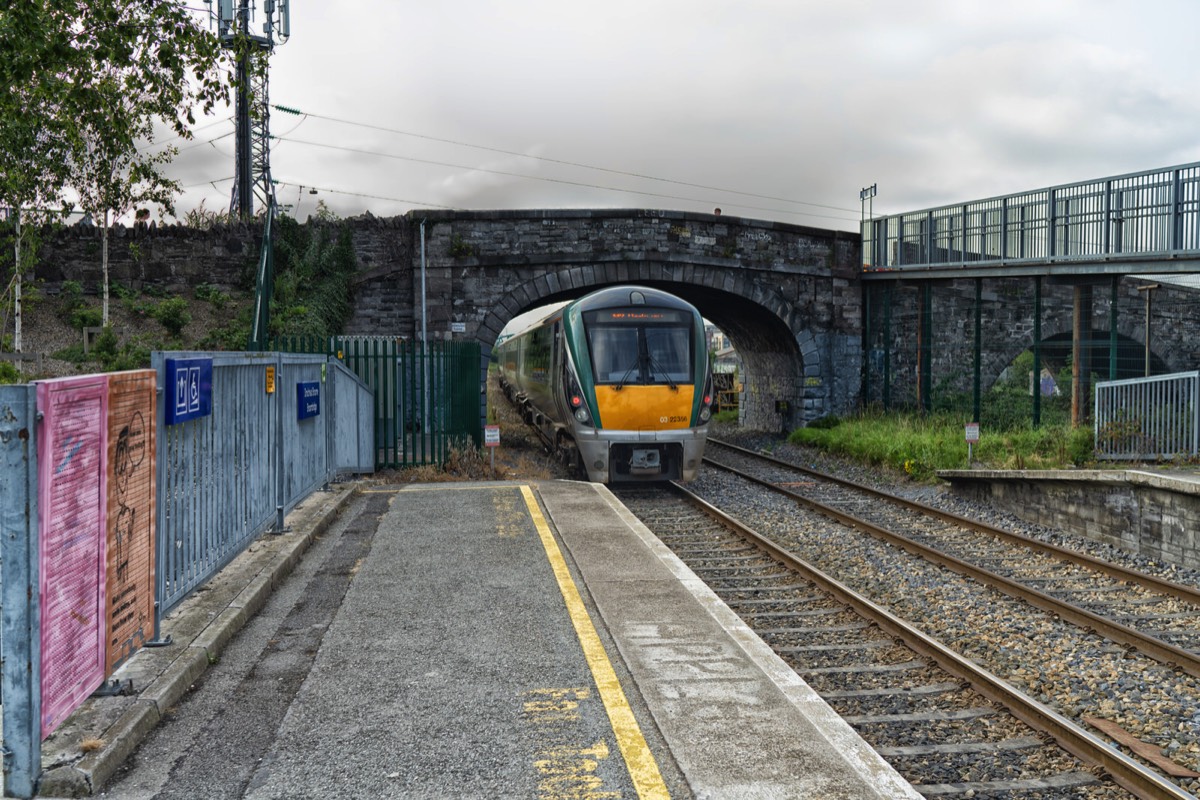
[206,0,291,220]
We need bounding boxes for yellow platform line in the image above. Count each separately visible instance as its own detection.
[520,485,670,800]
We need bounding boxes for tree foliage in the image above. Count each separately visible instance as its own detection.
[0,1,229,338]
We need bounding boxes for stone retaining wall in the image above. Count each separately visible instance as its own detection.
[941,470,1200,570]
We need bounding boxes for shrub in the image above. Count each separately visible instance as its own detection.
[70,306,103,330]
[0,361,20,384]
[60,280,85,309]
[152,297,191,337]
[195,283,229,309]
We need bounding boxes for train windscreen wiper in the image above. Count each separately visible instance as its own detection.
[614,362,640,391]
[646,354,678,391]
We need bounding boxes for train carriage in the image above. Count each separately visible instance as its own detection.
[496,286,713,483]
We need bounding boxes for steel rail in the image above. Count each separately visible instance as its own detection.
[703,450,1200,680]
[708,438,1200,607]
[666,481,1196,800]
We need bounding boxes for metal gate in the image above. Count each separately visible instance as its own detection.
[1094,371,1200,460]
[273,336,483,469]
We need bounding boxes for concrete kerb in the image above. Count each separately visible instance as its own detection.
[36,483,359,798]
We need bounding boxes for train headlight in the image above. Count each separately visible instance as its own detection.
[564,367,593,426]
[697,371,715,426]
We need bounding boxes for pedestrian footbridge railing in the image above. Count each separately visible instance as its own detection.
[1094,371,1200,461]
[0,351,373,797]
[864,161,1200,274]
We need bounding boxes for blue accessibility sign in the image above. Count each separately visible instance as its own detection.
[165,357,213,425]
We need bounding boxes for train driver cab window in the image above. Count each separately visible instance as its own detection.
[584,308,693,386]
[644,326,690,383]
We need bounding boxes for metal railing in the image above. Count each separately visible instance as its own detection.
[152,351,374,615]
[1094,371,1200,460]
[864,162,1200,273]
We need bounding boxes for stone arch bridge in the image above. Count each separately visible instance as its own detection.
[344,209,862,431]
[341,208,1200,430]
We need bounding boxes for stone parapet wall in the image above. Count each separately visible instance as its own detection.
[941,470,1200,570]
[31,221,262,294]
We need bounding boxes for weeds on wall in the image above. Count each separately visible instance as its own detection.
[270,212,356,338]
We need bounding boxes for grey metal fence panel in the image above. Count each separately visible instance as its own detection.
[153,351,283,615]
[1,384,42,797]
[277,354,329,515]
[1094,371,1200,460]
[328,360,375,474]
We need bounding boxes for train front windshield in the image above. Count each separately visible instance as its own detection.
[584,308,693,385]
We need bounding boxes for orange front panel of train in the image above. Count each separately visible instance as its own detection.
[595,385,695,429]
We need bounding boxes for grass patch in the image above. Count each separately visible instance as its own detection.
[789,409,1095,481]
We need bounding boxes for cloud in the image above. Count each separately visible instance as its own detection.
[153,0,1200,230]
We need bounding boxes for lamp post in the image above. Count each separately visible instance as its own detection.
[859,184,877,268]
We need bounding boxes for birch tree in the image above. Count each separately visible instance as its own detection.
[0,1,228,337]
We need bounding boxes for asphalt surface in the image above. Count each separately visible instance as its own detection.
[92,485,687,799]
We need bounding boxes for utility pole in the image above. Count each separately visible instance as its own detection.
[1137,283,1158,377]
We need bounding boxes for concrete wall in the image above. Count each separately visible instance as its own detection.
[942,470,1200,570]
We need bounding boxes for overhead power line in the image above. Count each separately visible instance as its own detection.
[272,103,860,217]
[138,115,235,152]
[273,179,458,210]
[271,135,860,224]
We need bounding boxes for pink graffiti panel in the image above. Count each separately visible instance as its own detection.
[37,375,108,739]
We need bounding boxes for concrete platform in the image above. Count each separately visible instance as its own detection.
[539,480,920,799]
[34,480,920,798]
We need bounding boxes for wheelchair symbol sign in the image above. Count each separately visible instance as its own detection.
[165,357,213,425]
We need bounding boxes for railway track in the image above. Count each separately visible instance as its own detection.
[703,439,1200,677]
[614,483,1187,798]
[679,439,1200,794]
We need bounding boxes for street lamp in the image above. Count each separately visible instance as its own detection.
[860,184,877,268]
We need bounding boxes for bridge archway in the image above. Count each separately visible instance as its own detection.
[477,263,816,431]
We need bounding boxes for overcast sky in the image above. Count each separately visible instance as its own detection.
[161,0,1200,233]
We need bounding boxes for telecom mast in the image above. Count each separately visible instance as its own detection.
[208,0,290,219]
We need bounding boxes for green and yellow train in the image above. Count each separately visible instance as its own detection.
[496,286,713,483]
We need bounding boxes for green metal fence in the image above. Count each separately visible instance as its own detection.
[272,335,482,469]
[860,275,1187,430]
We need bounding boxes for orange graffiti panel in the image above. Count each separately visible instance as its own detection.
[105,370,157,673]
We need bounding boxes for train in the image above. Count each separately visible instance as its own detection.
[495,285,713,483]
